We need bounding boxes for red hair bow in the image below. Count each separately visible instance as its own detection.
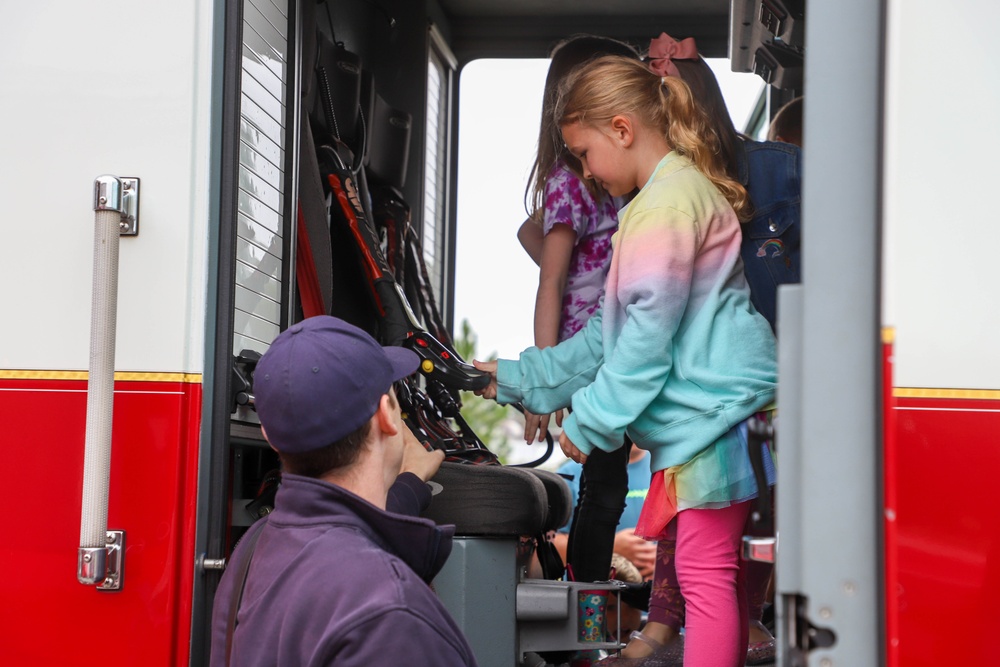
[647,33,699,78]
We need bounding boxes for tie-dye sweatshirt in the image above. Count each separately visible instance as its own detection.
[497,152,776,474]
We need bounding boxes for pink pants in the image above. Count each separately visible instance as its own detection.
[648,501,751,667]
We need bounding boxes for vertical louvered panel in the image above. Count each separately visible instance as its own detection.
[234,0,289,356]
[423,50,447,300]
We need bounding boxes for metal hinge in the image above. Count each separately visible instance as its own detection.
[780,593,837,666]
[200,556,227,572]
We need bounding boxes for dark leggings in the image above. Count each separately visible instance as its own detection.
[566,441,630,582]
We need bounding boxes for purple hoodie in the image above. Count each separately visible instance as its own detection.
[210,473,477,666]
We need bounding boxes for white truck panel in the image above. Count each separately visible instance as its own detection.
[882,0,1000,390]
[0,0,216,374]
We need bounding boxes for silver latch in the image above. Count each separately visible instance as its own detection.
[742,535,777,563]
[201,557,227,572]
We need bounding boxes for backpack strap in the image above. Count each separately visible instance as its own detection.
[224,519,268,667]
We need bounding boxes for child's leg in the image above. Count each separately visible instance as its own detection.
[566,443,629,582]
[647,537,684,632]
[746,486,776,642]
[616,536,684,659]
[746,551,774,632]
[675,501,751,667]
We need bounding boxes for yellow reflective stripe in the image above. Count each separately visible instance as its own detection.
[0,370,202,383]
[894,387,1000,400]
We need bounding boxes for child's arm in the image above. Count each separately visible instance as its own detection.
[533,224,576,350]
[525,224,576,442]
[517,213,544,266]
[496,308,606,411]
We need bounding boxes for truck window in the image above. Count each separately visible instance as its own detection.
[453,57,763,363]
[424,25,458,306]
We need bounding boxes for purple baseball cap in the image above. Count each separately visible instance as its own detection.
[253,316,419,453]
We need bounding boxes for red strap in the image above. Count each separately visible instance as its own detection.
[295,203,326,318]
[328,174,386,315]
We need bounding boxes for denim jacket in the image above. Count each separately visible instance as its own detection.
[737,139,803,331]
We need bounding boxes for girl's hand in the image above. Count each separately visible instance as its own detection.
[559,430,587,464]
[524,408,565,444]
[523,409,549,443]
[471,359,498,400]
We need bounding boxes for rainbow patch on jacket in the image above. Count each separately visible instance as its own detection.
[756,239,784,258]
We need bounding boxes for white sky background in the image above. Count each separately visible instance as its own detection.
[454,58,764,362]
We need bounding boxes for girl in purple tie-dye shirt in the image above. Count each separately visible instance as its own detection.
[515,36,646,594]
[538,160,624,341]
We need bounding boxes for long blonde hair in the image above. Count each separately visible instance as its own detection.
[555,55,751,220]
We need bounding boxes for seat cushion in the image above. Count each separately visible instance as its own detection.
[521,467,572,533]
[422,462,548,536]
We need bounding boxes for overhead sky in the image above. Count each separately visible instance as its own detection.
[454,58,764,362]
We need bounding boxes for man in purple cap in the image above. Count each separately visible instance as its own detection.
[210,316,478,667]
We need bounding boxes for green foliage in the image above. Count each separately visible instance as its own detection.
[454,319,515,463]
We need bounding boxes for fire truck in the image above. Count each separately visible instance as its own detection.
[3,0,998,665]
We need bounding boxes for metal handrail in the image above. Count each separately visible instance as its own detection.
[77,175,137,589]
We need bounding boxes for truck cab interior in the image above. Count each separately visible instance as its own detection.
[205,1,805,665]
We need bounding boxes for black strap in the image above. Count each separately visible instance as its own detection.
[224,520,267,667]
[534,532,566,580]
[747,414,775,533]
[298,112,334,315]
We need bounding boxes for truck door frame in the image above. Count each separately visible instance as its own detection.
[778,0,886,664]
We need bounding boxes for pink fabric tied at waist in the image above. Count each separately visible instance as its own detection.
[634,468,678,540]
[647,32,700,78]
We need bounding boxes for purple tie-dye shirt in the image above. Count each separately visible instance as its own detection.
[542,161,624,341]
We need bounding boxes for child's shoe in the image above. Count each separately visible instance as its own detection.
[746,619,776,665]
[594,630,683,667]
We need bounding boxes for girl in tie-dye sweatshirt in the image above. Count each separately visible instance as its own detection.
[474,55,776,667]
[515,36,648,590]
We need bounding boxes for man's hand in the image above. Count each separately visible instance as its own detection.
[471,359,498,400]
[400,426,445,482]
[614,529,656,579]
